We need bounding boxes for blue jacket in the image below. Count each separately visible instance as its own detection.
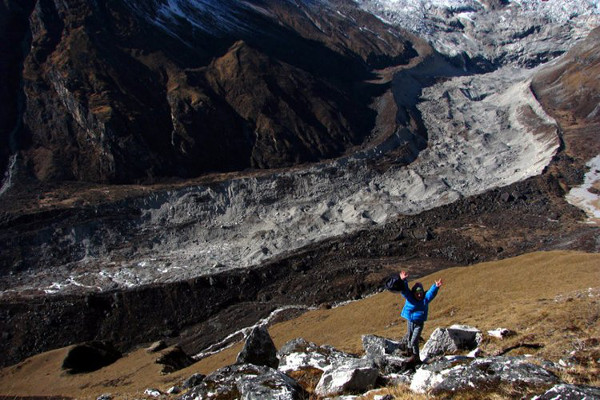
[400,279,438,323]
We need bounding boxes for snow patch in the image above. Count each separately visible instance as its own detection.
[566,155,600,224]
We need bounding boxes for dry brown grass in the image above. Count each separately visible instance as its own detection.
[0,250,598,399]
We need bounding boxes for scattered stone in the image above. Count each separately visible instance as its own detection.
[155,346,195,374]
[178,364,305,400]
[362,334,409,358]
[411,356,559,394]
[147,340,168,353]
[421,325,482,360]
[500,192,514,202]
[467,348,483,358]
[144,388,162,397]
[487,328,516,339]
[97,394,112,400]
[167,386,181,394]
[533,383,600,399]
[236,325,279,368]
[62,341,122,374]
[315,358,379,397]
[182,373,206,389]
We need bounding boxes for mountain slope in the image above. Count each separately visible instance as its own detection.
[1,0,417,183]
[1,251,598,399]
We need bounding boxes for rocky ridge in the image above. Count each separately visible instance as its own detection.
[123,325,597,399]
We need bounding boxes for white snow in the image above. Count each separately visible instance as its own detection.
[356,0,600,66]
[0,154,17,197]
[566,155,600,223]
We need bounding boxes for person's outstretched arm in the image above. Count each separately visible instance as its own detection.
[399,270,411,296]
[425,278,443,302]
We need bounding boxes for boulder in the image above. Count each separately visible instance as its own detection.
[370,354,415,375]
[315,358,379,397]
[236,325,279,368]
[410,356,559,394]
[178,364,305,400]
[278,338,355,373]
[155,346,195,374]
[533,383,600,399]
[182,373,206,389]
[421,325,482,360]
[147,340,168,353]
[62,341,122,374]
[361,334,409,358]
[487,328,516,339]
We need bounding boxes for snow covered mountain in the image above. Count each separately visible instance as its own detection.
[357,0,599,67]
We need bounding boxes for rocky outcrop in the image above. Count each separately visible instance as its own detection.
[61,341,121,374]
[169,327,574,399]
[410,356,559,394]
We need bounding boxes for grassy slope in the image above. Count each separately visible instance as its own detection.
[0,250,598,399]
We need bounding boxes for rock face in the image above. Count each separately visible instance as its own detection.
[0,0,416,184]
[532,27,600,162]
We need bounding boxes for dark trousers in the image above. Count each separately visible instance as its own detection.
[407,320,424,359]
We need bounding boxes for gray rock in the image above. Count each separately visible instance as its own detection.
[411,356,559,394]
[370,354,414,375]
[421,325,482,360]
[147,340,168,353]
[487,328,516,339]
[182,373,206,389]
[278,338,320,358]
[361,334,409,358]
[315,358,379,397]
[237,325,279,368]
[167,386,181,394]
[178,364,305,400]
[533,383,600,400]
[278,339,355,373]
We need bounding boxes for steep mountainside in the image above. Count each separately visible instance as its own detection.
[1,0,416,183]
